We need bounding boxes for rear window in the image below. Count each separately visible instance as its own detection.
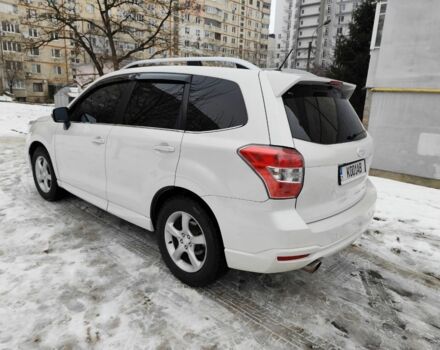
[282,84,366,144]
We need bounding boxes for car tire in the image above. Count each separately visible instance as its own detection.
[157,196,227,287]
[31,146,64,201]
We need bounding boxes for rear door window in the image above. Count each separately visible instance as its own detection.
[282,84,366,144]
[186,75,247,132]
[124,81,185,129]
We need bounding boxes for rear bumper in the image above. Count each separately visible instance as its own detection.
[203,179,376,273]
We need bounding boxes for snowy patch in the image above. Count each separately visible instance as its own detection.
[0,103,439,348]
[0,102,53,137]
[0,95,13,102]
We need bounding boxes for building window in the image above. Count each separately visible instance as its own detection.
[53,66,62,75]
[28,28,38,37]
[13,80,25,89]
[86,4,94,13]
[29,46,39,55]
[6,61,23,70]
[31,64,41,73]
[2,41,21,52]
[33,83,43,92]
[52,49,61,57]
[185,27,190,34]
[371,1,387,49]
[2,22,20,33]
[27,9,37,18]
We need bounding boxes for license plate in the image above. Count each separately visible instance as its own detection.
[338,159,366,185]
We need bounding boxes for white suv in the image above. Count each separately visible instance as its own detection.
[26,57,376,286]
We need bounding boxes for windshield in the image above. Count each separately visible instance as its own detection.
[282,83,366,144]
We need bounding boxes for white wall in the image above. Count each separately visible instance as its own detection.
[367,0,440,180]
[367,0,440,89]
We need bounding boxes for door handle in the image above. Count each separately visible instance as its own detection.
[153,144,175,153]
[92,136,105,145]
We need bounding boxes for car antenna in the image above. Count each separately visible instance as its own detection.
[277,47,294,71]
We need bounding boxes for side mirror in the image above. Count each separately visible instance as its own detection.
[52,107,71,130]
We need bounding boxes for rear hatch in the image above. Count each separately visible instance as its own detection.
[282,82,373,223]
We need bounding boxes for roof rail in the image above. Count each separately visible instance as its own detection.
[121,57,260,70]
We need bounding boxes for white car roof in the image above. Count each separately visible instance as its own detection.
[83,57,356,100]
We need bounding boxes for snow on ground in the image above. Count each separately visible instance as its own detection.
[0,95,13,102]
[0,103,439,349]
[0,101,53,137]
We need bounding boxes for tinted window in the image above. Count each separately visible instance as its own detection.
[70,82,130,124]
[282,84,366,144]
[186,76,247,131]
[124,81,184,129]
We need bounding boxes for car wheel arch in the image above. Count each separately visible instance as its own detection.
[150,186,224,249]
[29,140,47,159]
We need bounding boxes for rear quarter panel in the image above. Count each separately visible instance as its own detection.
[175,71,271,202]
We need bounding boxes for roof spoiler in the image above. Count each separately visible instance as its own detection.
[263,71,356,99]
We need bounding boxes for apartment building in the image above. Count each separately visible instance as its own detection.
[0,0,271,102]
[268,0,363,70]
[177,0,271,67]
[0,0,175,102]
[0,0,71,102]
[266,0,295,69]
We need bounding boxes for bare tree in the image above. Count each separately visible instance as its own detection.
[5,61,24,94]
[21,0,180,75]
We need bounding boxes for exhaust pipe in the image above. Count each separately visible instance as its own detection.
[302,259,322,273]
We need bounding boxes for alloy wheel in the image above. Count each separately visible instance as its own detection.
[35,155,52,193]
[164,211,207,273]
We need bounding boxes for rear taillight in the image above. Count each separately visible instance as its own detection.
[238,145,304,199]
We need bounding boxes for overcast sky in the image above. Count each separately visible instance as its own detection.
[269,0,277,33]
